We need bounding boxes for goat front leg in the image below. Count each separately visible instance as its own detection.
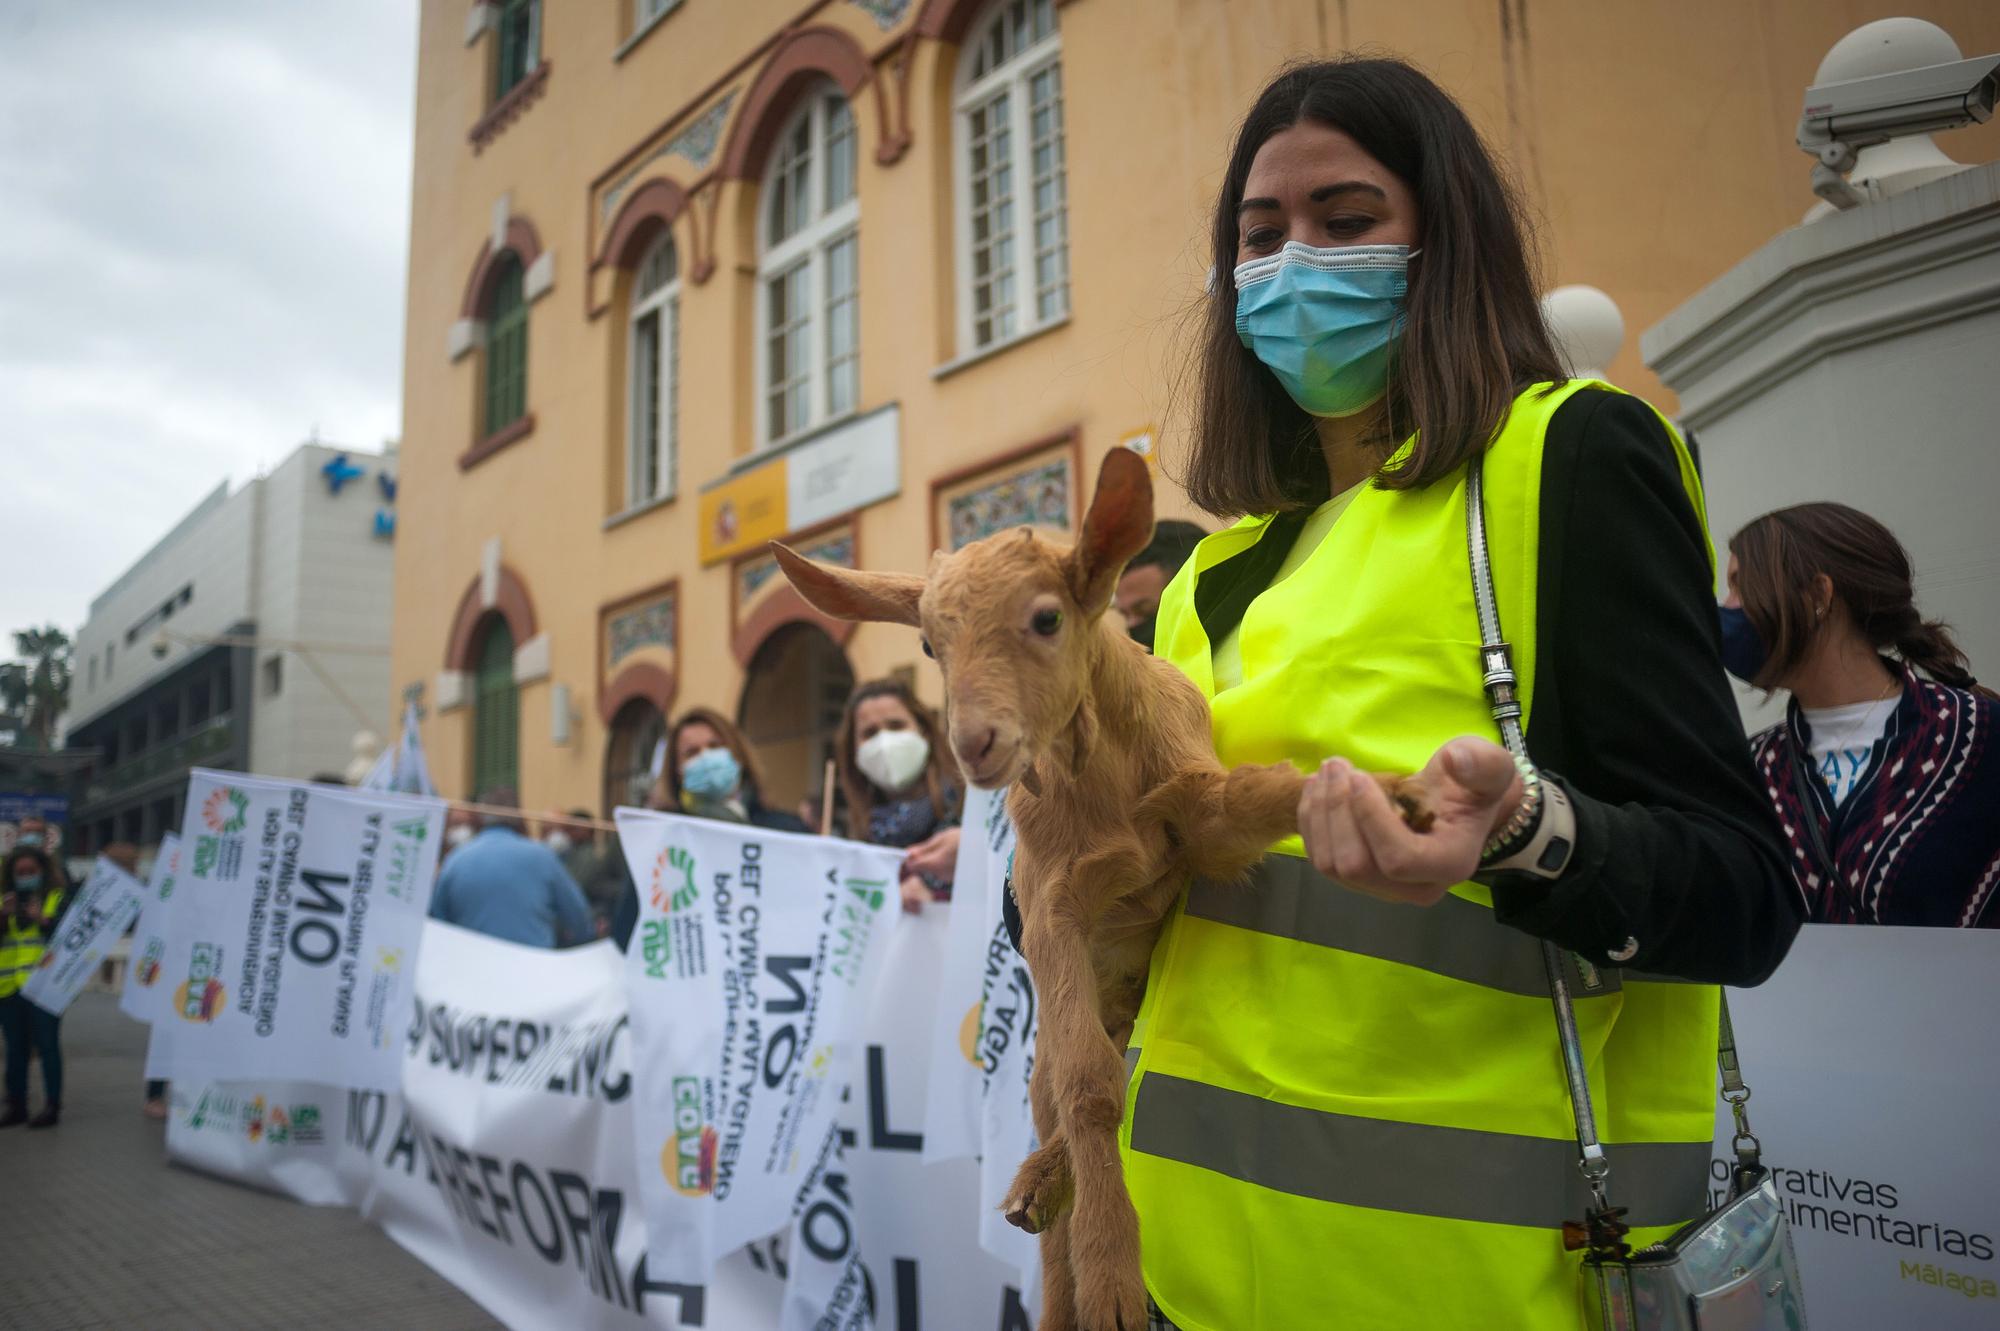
[1020,905,1147,1331]
[1143,762,1433,882]
[1009,1048,1078,1330]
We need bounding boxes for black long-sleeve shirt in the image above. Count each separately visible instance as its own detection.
[1196,388,1799,985]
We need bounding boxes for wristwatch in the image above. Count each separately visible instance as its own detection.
[1479,755,1577,881]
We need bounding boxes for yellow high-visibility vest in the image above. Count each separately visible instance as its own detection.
[0,887,65,998]
[1121,380,1719,1331]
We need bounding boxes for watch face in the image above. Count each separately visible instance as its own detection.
[1536,836,1572,873]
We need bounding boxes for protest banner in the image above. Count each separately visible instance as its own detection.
[613,809,904,1286]
[121,832,182,1022]
[360,699,437,796]
[166,1077,353,1206]
[346,921,785,1329]
[156,769,445,1091]
[21,855,147,1016]
[843,906,1040,1329]
[921,784,1014,1166]
[1715,924,1999,1329]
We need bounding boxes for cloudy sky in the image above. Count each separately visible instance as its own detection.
[0,1,415,642]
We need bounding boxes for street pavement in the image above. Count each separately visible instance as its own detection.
[2,990,500,1330]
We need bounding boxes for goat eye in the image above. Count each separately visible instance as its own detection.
[1032,608,1063,637]
[920,639,934,659]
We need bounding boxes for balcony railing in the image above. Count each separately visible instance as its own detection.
[84,714,235,803]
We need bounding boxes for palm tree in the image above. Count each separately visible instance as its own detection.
[0,626,73,751]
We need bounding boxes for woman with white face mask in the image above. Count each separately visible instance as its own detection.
[834,680,961,915]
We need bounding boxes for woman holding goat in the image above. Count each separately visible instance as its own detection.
[1123,58,1801,1330]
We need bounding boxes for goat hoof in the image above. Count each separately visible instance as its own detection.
[1004,1204,1042,1234]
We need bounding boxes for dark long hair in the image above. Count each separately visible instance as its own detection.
[1729,503,1984,693]
[1182,56,1565,515]
[834,679,961,844]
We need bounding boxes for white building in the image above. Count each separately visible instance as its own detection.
[65,442,398,853]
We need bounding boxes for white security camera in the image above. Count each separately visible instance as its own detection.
[1798,51,2000,206]
[150,630,171,660]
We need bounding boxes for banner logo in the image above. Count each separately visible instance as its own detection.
[641,918,672,980]
[649,846,699,914]
[135,938,164,988]
[176,942,228,1023]
[203,786,250,834]
[664,1075,717,1196]
[383,818,431,902]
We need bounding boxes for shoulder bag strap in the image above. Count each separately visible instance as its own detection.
[1462,455,1762,1224]
[1462,455,1614,1217]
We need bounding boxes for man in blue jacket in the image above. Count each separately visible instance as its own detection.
[428,788,593,949]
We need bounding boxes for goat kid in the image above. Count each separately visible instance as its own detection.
[773,448,1429,1331]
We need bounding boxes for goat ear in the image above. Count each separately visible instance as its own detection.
[770,543,924,627]
[1066,447,1155,613]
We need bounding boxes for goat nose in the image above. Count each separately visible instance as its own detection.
[954,727,997,769]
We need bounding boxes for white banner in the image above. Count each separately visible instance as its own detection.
[347,921,785,1329]
[156,770,445,1091]
[843,906,1040,1329]
[612,810,904,1286]
[1716,925,1999,1327]
[121,832,182,1022]
[22,855,147,1016]
[921,785,1014,1166]
[166,1077,352,1206]
[361,699,438,796]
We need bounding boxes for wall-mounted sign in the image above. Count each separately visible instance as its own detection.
[697,405,901,565]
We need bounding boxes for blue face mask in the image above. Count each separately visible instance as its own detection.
[682,747,742,801]
[1718,605,1768,685]
[15,832,42,849]
[1233,242,1411,418]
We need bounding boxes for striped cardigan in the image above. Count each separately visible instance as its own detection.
[1750,664,2000,928]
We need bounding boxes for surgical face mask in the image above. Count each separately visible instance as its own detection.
[14,873,43,892]
[1233,242,1411,418]
[16,832,43,848]
[544,831,573,856]
[857,729,931,794]
[1718,605,1769,685]
[446,823,473,849]
[682,746,742,800]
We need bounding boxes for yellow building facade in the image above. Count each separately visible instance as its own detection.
[392,0,2000,817]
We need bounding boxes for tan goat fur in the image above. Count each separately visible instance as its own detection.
[772,449,1427,1331]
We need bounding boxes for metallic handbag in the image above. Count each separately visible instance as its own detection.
[1462,455,1809,1331]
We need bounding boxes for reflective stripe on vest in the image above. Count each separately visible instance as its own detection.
[1120,381,1718,1331]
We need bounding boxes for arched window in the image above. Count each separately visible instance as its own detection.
[604,699,668,813]
[737,621,854,814]
[628,232,680,507]
[955,0,1068,352]
[471,617,519,796]
[757,86,860,448]
[483,255,529,438]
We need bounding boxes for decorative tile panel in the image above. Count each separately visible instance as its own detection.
[944,458,1072,550]
[848,0,913,30]
[608,592,676,669]
[602,91,738,223]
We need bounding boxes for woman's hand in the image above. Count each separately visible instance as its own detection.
[901,827,962,886]
[1298,738,1525,906]
[898,875,932,914]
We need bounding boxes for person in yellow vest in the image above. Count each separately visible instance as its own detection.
[1124,58,1801,1330]
[1,844,68,1129]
